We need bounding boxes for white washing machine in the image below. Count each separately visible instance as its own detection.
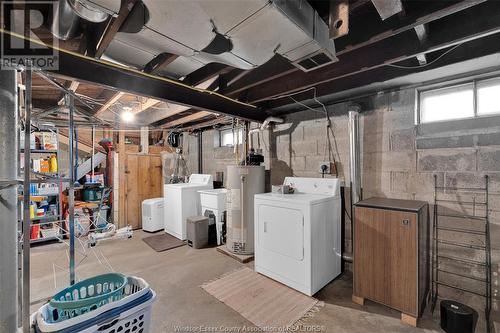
[164,174,213,240]
[254,177,341,296]
[142,198,164,232]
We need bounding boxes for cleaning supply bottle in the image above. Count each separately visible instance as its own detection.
[49,155,58,173]
[29,202,35,219]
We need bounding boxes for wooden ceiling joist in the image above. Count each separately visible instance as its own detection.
[370,0,403,20]
[130,97,161,113]
[57,81,80,105]
[181,116,232,132]
[139,76,220,125]
[95,91,124,116]
[92,0,140,59]
[182,63,232,86]
[163,111,213,129]
[143,52,179,74]
[222,0,487,98]
[266,33,500,111]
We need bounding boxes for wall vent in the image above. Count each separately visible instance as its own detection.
[293,50,336,72]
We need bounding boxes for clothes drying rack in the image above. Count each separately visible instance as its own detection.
[431,175,492,333]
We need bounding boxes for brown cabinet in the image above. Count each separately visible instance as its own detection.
[353,198,429,326]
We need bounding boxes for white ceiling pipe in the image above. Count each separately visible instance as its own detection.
[248,116,284,135]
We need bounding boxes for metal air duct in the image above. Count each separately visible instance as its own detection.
[51,0,110,40]
[88,0,338,78]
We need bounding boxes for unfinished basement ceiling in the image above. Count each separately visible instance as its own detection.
[20,0,500,130]
[98,0,337,78]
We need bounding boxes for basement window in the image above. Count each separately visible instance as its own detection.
[418,76,500,124]
[477,77,500,115]
[419,83,474,123]
[217,128,243,147]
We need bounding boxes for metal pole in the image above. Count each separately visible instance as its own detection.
[74,127,79,186]
[244,121,249,165]
[198,132,203,173]
[348,107,361,263]
[22,66,32,333]
[348,108,361,205]
[91,125,95,180]
[0,70,19,333]
[67,94,76,284]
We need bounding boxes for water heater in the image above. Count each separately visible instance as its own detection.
[226,165,265,255]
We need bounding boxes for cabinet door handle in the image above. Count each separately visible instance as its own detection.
[401,219,410,226]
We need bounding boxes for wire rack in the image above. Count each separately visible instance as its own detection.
[431,175,492,332]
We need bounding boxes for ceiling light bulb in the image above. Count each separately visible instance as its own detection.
[121,109,135,122]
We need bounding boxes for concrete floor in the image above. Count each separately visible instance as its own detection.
[30,231,492,333]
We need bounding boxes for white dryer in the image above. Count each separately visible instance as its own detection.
[164,174,213,240]
[254,177,341,296]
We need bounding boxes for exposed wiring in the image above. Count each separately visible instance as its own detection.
[387,43,464,69]
[279,87,342,164]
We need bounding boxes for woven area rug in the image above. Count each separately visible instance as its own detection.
[201,267,322,331]
[142,233,185,252]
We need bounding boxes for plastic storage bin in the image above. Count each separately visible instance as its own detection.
[35,276,155,333]
[186,216,209,249]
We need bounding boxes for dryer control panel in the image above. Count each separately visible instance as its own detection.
[283,177,340,196]
[188,174,213,185]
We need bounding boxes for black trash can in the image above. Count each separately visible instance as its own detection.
[440,300,478,333]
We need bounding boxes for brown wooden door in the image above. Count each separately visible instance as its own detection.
[125,154,140,229]
[385,210,417,315]
[122,154,163,230]
[354,206,386,304]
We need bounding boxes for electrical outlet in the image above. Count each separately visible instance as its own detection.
[319,161,331,174]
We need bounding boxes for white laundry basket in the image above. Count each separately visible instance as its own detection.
[35,276,156,333]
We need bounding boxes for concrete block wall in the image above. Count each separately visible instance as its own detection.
[182,131,245,181]
[183,87,500,321]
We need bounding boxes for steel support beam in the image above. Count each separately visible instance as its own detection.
[0,69,18,333]
[0,30,265,121]
[245,1,500,103]
[49,45,265,121]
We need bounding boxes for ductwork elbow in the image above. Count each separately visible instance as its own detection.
[248,116,284,135]
[51,0,110,40]
[260,116,284,130]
